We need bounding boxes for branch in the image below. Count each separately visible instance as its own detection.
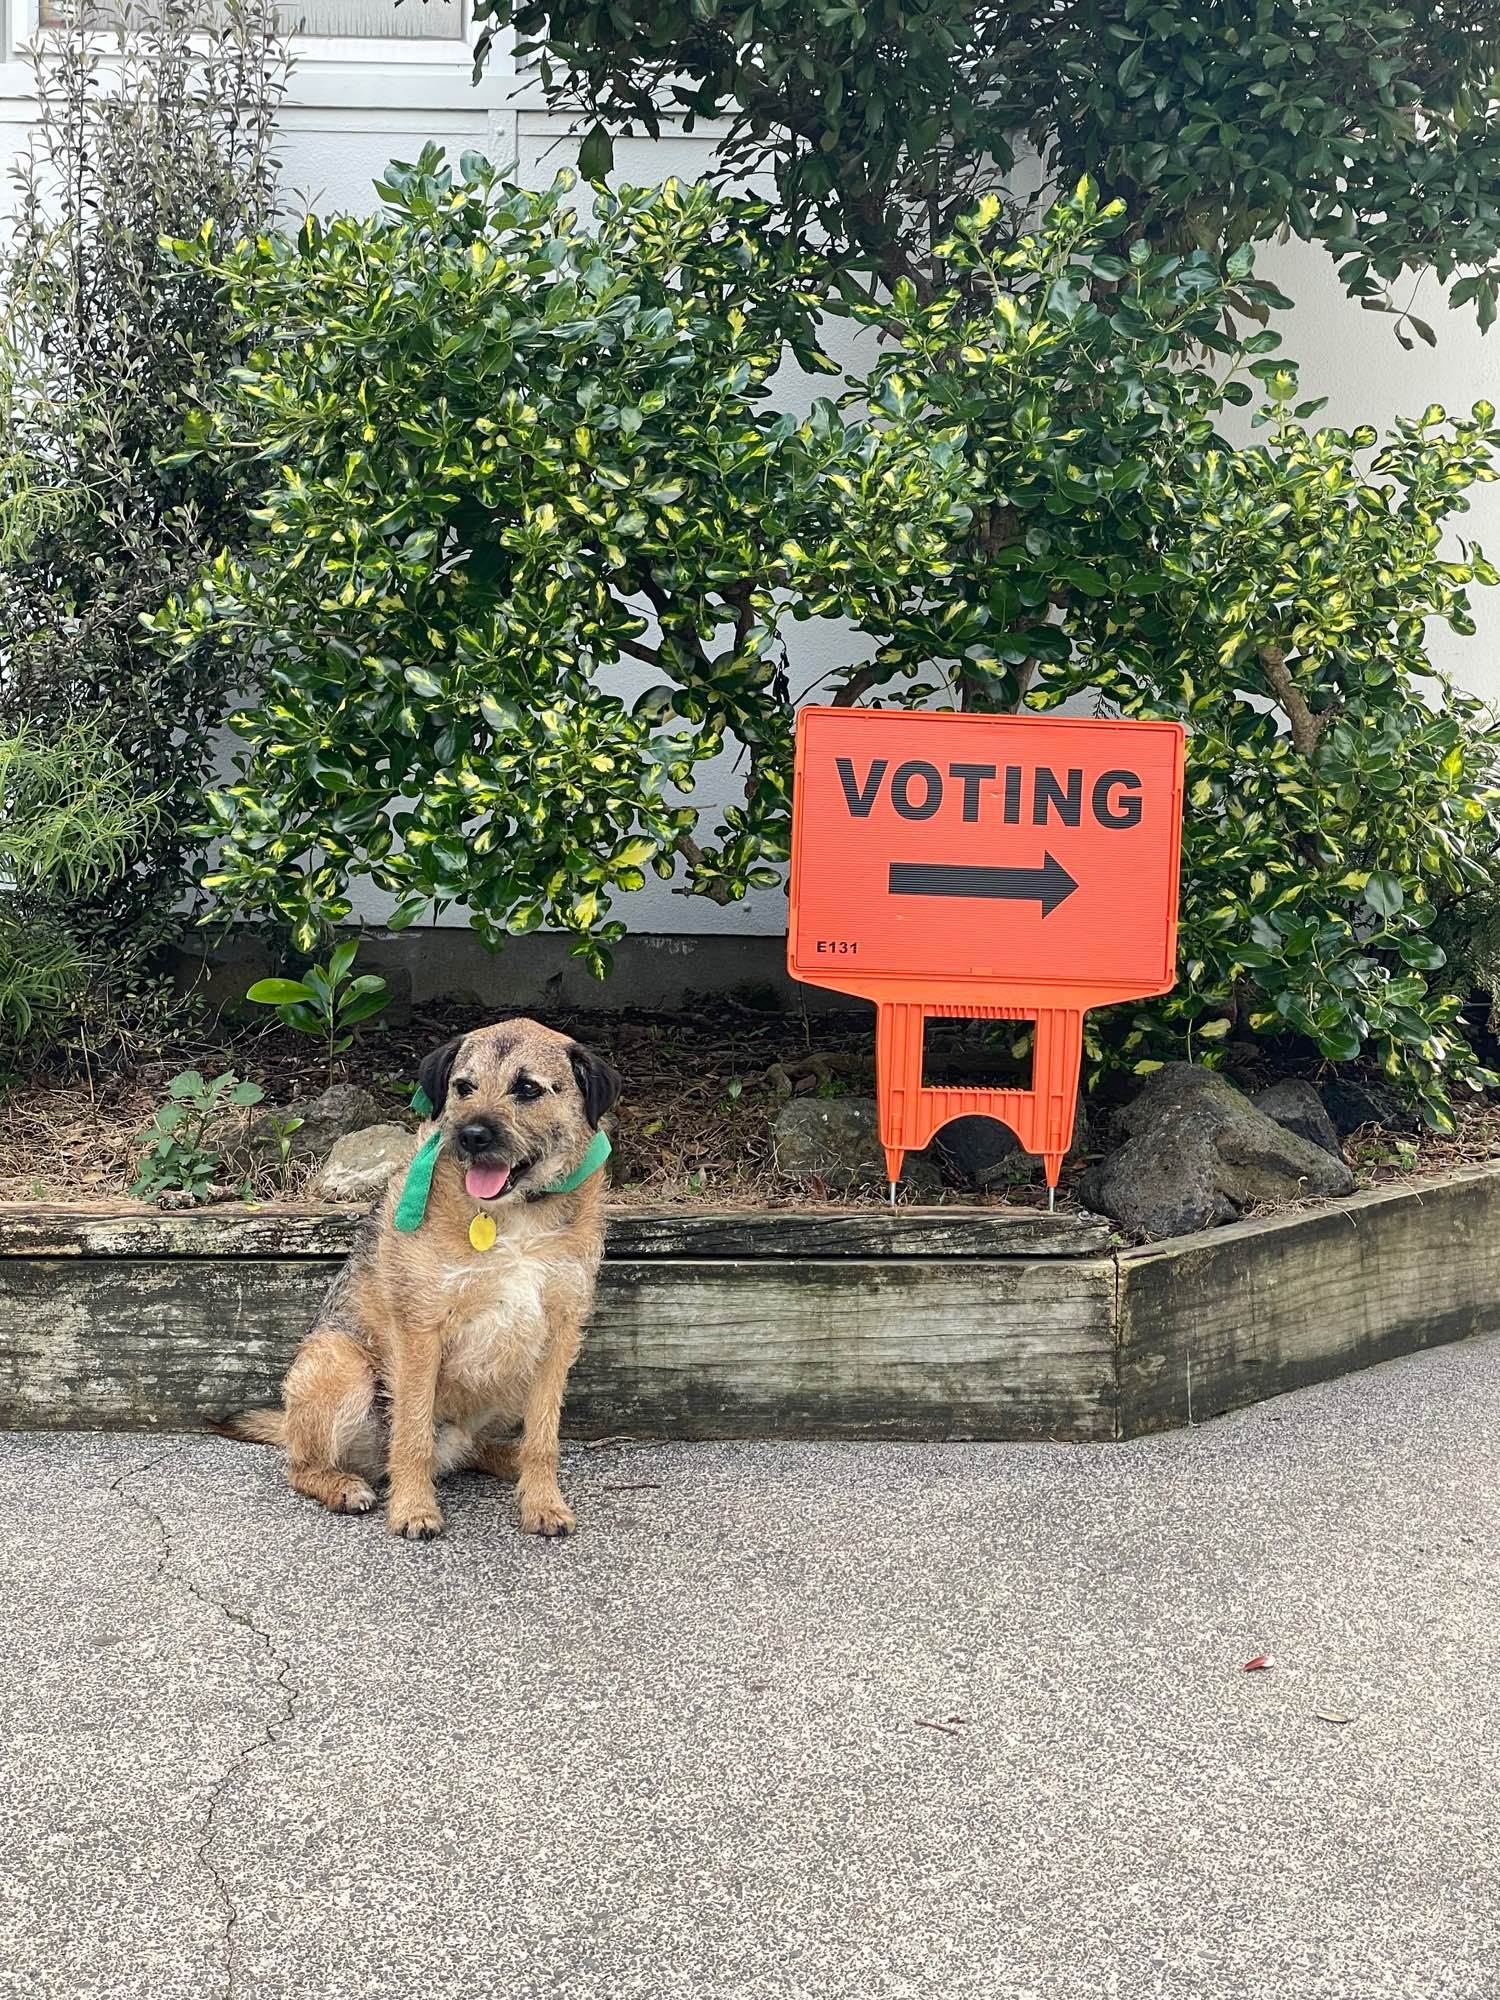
[722,582,756,653]
[726,59,931,300]
[1258,643,1340,758]
[673,830,732,905]
[831,664,885,707]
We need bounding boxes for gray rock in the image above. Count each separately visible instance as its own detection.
[1079,1063,1354,1241]
[216,1082,409,1182]
[1251,1080,1347,1163]
[277,1084,392,1163]
[1318,1077,1418,1137]
[931,1115,1023,1188]
[932,1101,1091,1190]
[313,1124,419,1204]
[772,1096,942,1197]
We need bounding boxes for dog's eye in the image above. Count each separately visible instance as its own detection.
[511,1076,544,1102]
[452,1078,477,1099]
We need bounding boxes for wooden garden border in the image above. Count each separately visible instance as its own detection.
[0,1164,1496,1441]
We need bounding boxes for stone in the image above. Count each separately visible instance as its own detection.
[1251,1080,1348,1163]
[1079,1063,1354,1241]
[276,1084,392,1163]
[930,1115,1023,1187]
[313,1125,419,1204]
[932,1101,1091,1190]
[215,1081,411,1182]
[772,1096,943,1197]
[1318,1077,1418,1138]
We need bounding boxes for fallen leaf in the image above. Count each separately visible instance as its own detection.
[1243,1654,1276,1672]
[1314,1710,1351,1725]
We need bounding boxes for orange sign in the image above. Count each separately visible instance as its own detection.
[787,708,1186,1191]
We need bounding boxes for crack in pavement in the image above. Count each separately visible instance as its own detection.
[109,1445,299,2000]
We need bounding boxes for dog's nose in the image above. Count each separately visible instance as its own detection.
[456,1120,498,1156]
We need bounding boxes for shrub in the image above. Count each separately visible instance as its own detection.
[0,0,290,941]
[842,181,1500,1125]
[156,154,969,972]
[168,158,1500,1119]
[0,723,159,1056]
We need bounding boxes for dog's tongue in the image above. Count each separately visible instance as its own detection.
[465,1163,511,1201]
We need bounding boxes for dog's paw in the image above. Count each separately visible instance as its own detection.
[329,1475,377,1516]
[519,1491,576,1539]
[387,1494,445,1541]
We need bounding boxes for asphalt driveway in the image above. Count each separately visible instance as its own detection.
[1,1335,1496,2000]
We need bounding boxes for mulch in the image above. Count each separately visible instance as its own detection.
[3,993,1496,1213]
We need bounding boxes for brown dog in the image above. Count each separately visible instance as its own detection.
[228,1019,620,1539]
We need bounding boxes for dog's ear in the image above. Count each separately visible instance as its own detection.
[416,1035,463,1118]
[568,1042,622,1129]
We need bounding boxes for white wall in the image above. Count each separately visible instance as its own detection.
[5,10,1499,939]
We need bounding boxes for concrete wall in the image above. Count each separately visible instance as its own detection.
[5,9,1498,949]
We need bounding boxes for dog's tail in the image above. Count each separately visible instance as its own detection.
[208,1409,286,1447]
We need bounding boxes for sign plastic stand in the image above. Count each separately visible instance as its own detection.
[787,708,1186,1198]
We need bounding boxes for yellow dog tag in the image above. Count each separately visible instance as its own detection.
[468,1213,497,1253]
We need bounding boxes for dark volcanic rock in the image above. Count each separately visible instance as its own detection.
[1318,1078,1419,1138]
[1079,1063,1354,1240]
[930,1115,1023,1188]
[932,1102,1091,1190]
[772,1096,942,1197]
[1251,1080,1347,1163]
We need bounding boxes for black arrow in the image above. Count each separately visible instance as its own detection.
[888,854,1079,917]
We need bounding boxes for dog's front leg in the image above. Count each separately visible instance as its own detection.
[516,1317,583,1538]
[385,1326,446,1541]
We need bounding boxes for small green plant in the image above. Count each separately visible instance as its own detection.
[133,1069,263,1201]
[245,940,390,1084]
[259,1110,304,1195]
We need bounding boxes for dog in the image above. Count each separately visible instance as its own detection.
[226,1018,620,1540]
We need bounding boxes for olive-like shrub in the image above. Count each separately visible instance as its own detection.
[0,0,288,939]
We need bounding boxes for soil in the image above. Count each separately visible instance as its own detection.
[2,993,1497,1214]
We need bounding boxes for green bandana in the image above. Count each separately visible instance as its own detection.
[392,1123,611,1234]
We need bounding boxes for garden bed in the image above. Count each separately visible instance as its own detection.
[7,994,1497,1213]
[2,1164,1496,1442]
